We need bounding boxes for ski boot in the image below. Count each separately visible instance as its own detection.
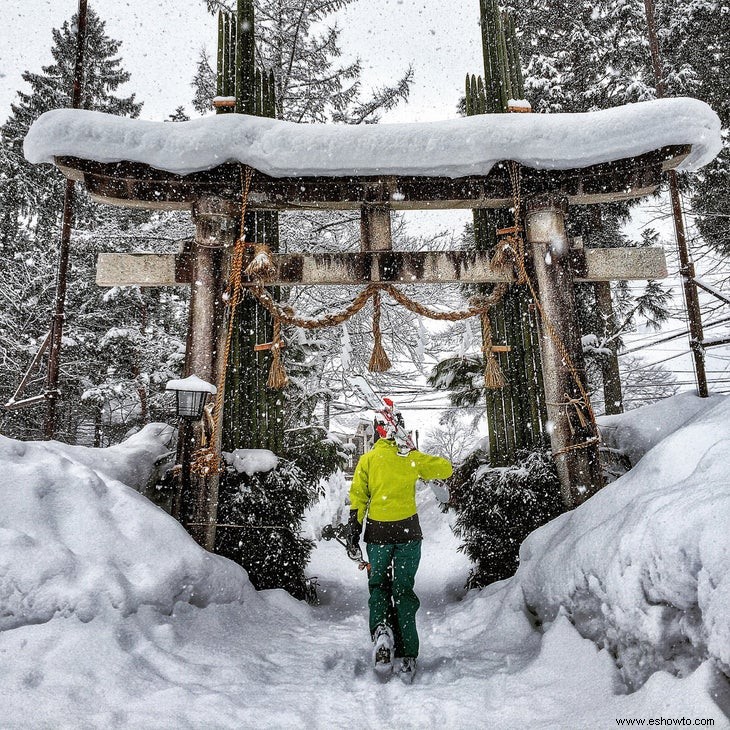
[398,657,417,684]
[372,624,394,676]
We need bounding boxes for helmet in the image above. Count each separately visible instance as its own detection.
[374,398,405,440]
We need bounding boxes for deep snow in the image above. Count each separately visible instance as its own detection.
[24,98,721,179]
[1,396,729,728]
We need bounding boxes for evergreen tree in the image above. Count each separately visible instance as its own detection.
[513,0,729,257]
[167,105,191,122]
[1,8,141,234]
[0,9,189,442]
[448,448,564,588]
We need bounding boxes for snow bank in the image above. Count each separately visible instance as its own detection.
[513,395,730,689]
[598,391,725,466]
[0,432,254,630]
[36,422,174,491]
[24,97,720,179]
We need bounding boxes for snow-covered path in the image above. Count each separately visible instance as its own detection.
[5,498,724,729]
[2,404,729,728]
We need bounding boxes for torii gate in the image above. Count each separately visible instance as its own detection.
[24,98,720,547]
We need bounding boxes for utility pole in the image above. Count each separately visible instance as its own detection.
[44,0,89,438]
[643,0,709,398]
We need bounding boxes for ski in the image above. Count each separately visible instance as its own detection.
[350,375,416,455]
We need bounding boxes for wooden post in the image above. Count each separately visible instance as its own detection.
[643,0,708,398]
[526,196,604,507]
[594,281,624,415]
[361,204,393,254]
[180,195,237,551]
[43,0,88,440]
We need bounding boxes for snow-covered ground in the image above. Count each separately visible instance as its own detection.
[1,396,729,728]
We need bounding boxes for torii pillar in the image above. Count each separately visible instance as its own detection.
[175,195,239,550]
[526,196,603,507]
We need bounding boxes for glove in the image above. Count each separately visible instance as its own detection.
[346,509,362,560]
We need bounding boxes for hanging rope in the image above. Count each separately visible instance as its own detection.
[503,159,600,453]
[248,273,513,388]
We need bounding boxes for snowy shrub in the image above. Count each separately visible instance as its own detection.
[215,460,316,600]
[215,427,346,600]
[448,448,564,588]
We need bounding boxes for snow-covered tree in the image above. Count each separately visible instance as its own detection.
[422,411,478,465]
[0,9,189,442]
[448,447,564,588]
[1,9,141,235]
[514,0,729,257]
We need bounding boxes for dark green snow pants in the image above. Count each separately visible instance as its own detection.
[367,541,421,658]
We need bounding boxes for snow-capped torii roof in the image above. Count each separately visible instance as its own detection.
[24,98,720,180]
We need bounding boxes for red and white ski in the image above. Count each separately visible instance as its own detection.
[349,375,451,504]
[350,375,415,455]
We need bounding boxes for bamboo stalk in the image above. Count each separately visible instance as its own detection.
[504,13,519,101]
[507,13,525,98]
[495,7,511,110]
[489,301,509,466]
[217,12,225,99]
[499,294,517,462]
[480,0,497,113]
[506,289,528,451]
[519,287,542,446]
[227,15,236,97]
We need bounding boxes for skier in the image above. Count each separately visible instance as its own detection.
[346,402,453,683]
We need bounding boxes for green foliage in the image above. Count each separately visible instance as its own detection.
[428,356,485,409]
[215,459,317,599]
[284,425,347,485]
[215,431,345,599]
[448,447,564,588]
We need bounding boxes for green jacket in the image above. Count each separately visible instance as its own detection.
[349,439,453,524]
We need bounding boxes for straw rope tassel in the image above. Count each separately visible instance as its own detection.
[368,291,392,372]
[481,310,506,389]
[267,316,289,389]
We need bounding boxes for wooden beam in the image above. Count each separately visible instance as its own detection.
[96,247,668,288]
[56,145,689,212]
[579,247,667,281]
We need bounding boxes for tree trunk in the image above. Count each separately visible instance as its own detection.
[594,281,624,415]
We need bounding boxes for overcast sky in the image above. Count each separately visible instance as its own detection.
[1,0,484,123]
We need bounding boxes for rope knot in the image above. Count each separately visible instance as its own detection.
[190,446,225,478]
[244,242,277,281]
